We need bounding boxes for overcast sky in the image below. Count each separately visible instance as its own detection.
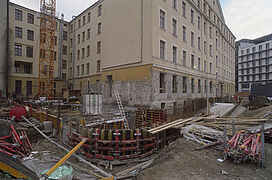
[11,0,272,41]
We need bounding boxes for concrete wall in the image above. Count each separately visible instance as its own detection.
[0,0,8,97]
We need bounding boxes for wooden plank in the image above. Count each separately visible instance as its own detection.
[150,117,199,134]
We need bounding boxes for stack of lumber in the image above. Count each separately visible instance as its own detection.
[197,117,269,134]
[148,115,218,134]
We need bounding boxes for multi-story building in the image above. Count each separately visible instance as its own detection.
[236,33,272,92]
[0,0,9,98]
[69,0,235,109]
[5,0,235,110]
[8,2,68,98]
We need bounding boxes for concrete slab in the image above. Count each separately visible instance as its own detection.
[210,103,235,116]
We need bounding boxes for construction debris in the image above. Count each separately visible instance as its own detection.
[223,131,264,166]
[0,124,32,160]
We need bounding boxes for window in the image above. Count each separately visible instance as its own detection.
[191,78,195,93]
[183,76,187,93]
[98,4,102,16]
[209,44,213,56]
[14,62,20,73]
[183,50,186,66]
[197,37,201,51]
[197,16,201,29]
[172,18,177,36]
[78,19,81,28]
[55,22,58,31]
[54,51,57,61]
[27,13,34,24]
[97,41,101,54]
[62,73,67,81]
[172,75,177,93]
[83,16,86,25]
[78,34,80,44]
[26,81,32,96]
[191,54,195,68]
[87,63,90,74]
[204,41,207,54]
[87,46,90,57]
[182,26,186,41]
[24,63,32,74]
[15,45,22,56]
[88,12,91,22]
[77,50,80,60]
[15,80,22,94]
[173,46,177,63]
[198,79,201,93]
[55,36,57,46]
[82,48,85,58]
[266,43,270,49]
[15,27,22,38]
[209,26,212,38]
[182,1,186,17]
[204,80,207,94]
[62,60,67,69]
[259,45,262,51]
[191,31,194,47]
[210,81,213,93]
[198,57,201,70]
[77,65,79,76]
[98,22,102,35]
[204,60,207,72]
[204,21,207,34]
[160,10,166,30]
[26,46,33,57]
[81,64,84,75]
[172,0,177,10]
[63,31,68,41]
[160,73,166,93]
[160,40,166,59]
[210,62,212,73]
[97,60,101,73]
[15,9,22,21]
[63,45,67,55]
[191,9,194,24]
[216,38,218,50]
[82,31,85,42]
[87,28,90,39]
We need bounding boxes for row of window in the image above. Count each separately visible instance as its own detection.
[15,9,34,24]
[76,4,102,30]
[77,41,101,60]
[14,62,32,74]
[162,0,234,45]
[240,58,272,68]
[76,60,101,77]
[160,9,233,58]
[240,66,272,75]
[14,80,32,96]
[240,51,271,62]
[239,74,271,83]
[241,43,271,55]
[159,73,214,94]
[15,27,34,40]
[76,23,101,45]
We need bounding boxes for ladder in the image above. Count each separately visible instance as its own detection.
[114,89,129,130]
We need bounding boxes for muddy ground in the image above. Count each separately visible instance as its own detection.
[137,138,272,180]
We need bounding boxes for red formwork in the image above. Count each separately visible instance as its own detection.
[67,128,176,161]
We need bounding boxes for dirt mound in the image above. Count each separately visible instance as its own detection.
[137,138,272,180]
[241,105,272,119]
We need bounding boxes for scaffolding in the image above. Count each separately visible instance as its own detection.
[39,0,56,98]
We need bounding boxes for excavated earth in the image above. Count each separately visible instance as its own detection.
[137,138,272,180]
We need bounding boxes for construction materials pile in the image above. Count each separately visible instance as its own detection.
[223,131,263,166]
[0,124,33,161]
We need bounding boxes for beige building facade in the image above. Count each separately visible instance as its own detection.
[69,0,235,109]
[8,2,68,98]
[6,0,235,109]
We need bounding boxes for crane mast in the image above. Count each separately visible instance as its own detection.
[39,0,56,98]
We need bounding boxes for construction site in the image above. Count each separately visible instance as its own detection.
[0,0,271,179]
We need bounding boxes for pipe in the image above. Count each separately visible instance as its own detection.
[21,116,112,178]
[6,0,10,98]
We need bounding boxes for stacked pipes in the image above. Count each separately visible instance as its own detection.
[0,125,32,160]
[224,131,263,166]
